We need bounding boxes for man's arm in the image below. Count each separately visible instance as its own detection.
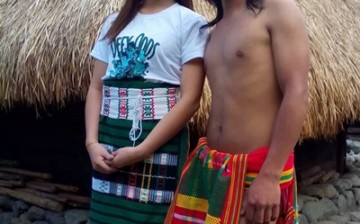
[242,1,309,223]
[260,0,309,183]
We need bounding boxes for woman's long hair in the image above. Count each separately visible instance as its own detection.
[204,0,264,28]
[105,0,193,42]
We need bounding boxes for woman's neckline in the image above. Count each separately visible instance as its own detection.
[137,3,178,18]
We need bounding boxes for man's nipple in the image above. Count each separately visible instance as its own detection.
[236,50,245,58]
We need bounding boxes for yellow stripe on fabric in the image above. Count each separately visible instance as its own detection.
[224,157,236,222]
[139,160,153,203]
[208,150,215,169]
[246,168,294,178]
[238,155,248,223]
[146,159,154,203]
[230,155,240,223]
[244,178,293,186]
[175,194,209,213]
[205,213,221,224]
[140,162,147,203]
[245,168,294,185]
[224,154,248,224]
[231,154,248,224]
[285,203,297,220]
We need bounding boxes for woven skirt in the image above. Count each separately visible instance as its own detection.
[165,137,298,224]
[89,80,189,224]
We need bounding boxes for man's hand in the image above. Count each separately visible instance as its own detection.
[106,146,143,169]
[87,143,117,174]
[241,176,281,224]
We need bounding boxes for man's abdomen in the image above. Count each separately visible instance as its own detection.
[206,95,280,154]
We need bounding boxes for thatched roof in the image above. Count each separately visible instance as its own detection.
[0,0,359,139]
[297,0,360,139]
[0,0,122,108]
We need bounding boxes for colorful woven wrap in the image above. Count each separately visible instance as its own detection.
[89,80,189,224]
[165,137,298,224]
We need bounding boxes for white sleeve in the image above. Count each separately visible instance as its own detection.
[181,16,209,64]
[90,16,113,63]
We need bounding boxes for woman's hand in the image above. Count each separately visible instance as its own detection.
[106,146,144,169]
[87,143,117,174]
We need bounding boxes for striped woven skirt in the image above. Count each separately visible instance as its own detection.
[89,80,189,224]
[165,137,298,224]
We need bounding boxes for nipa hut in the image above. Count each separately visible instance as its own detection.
[0,0,359,189]
[0,0,359,139]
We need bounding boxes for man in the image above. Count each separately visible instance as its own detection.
[166,0,309,223]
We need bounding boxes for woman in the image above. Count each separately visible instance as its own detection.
[85,0,208,223]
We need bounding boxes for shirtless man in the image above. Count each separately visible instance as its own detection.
[166,0,309,223]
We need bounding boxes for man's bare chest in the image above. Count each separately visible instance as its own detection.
[205,24,268,67]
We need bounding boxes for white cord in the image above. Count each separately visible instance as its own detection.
[129,95,143,146]
[103,91,179,147]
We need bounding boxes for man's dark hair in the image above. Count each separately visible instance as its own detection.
[203,0,264,28]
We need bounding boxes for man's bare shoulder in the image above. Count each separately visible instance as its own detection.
[264,0,303,19]
[263,0,306,29]
[264,0,300,11]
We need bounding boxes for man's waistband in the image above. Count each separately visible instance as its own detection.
[194,137,295,188]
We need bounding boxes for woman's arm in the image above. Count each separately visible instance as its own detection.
[107,58,205,168]
[85,60,106,145]
[85,60,116,174]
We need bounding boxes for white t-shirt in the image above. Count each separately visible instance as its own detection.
[91,3,209,85]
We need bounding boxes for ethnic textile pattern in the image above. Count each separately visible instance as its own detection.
[165,138,299,224]
[89,80,189,224]
[101,83,179,120]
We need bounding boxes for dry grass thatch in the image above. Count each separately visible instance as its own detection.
[297,0,360,139]
[0,0,123,109]
[0,0,359,139]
